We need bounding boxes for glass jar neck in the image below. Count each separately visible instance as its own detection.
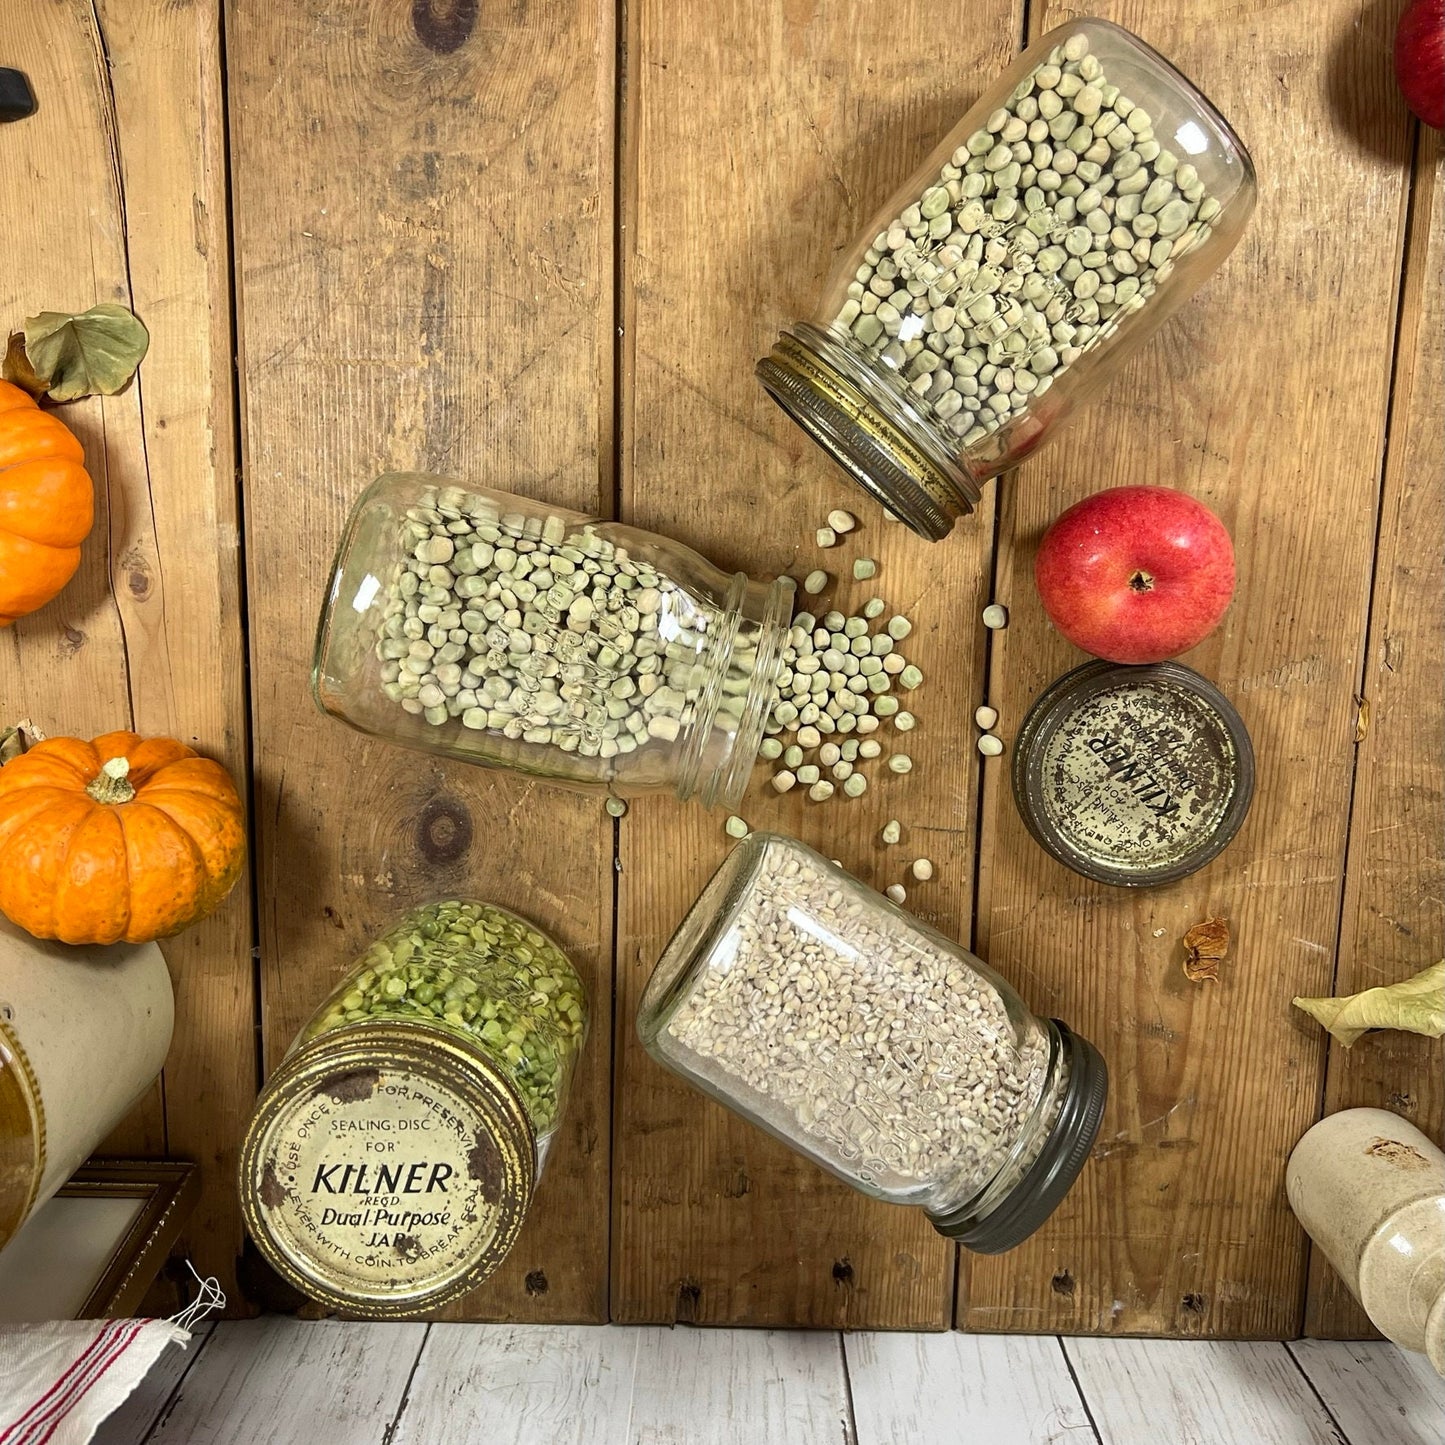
[757,323,983,541]
[674,571,793,810]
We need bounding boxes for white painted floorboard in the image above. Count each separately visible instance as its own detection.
[845,1331,1096,1444]
[389,1324,638,1445]
[1064,1338,1349,1445]
[86,1319,1445,1445]
[144,1318,426,1445]
[1289,1340,1445,1445]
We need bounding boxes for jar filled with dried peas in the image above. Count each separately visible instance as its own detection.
[758,19,1255,539]
[314,474,793,809]
[240,899,586,1316]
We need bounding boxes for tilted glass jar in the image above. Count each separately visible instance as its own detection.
[240,899,587,1316]
[314,475,793,809]
[757,19,1255,540]
[638,834,1107,1251]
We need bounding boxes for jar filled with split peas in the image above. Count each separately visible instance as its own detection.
[240,899,586,1316]
[313,475,793,809]
[638,833,1108,1251]
[757,19,1255,539]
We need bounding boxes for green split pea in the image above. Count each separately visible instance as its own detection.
[304,900,586,1136]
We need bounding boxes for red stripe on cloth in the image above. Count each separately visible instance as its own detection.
[2,1321,146,1445]
[0,1326,112,1443]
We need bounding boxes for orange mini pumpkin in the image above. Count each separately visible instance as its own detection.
[0,731,245,945]
[0,380,95,626]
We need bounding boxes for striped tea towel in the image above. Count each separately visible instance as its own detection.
[0,1321,190,1445]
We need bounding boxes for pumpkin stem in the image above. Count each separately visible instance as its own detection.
[86,756,137,805]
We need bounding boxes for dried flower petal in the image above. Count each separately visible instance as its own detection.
[1182,916,1229,983]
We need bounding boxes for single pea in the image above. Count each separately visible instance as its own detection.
[803,570,829,595]
[796,764,821,785]
[604,796,628,818]
[783,744,804,768]
[894,711,916,732]
[881,819,901,844]
[843,773,868,798]
[899,665,923,690]
[853,558,878,581]
[758,738,783,760]
[827,509,857,533]
[808,780,835,802]
[874,695,900,717]
[887,615,912,640]
[863,597,886,619]
[772,770,797,792]
[885,883,908,904]
[888,754,913,774]
[816,527,838,548]
[975,705,999,730]
[982,603,1009,629]
[725,815,749,839]
[978,734,1005,756]
[911,858,934,881]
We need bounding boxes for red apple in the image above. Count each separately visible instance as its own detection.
[1395,0,1444,130]
[1034,485,1235,665]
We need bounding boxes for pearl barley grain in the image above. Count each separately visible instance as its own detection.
[911,858,934,881]
[886,883,908,905]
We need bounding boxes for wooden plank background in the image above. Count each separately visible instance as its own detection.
[0,0,1438,1330]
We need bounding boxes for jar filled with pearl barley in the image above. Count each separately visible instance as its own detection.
[638,833,1108,1251]
[314,475,793,808]
[757,19,1255,540]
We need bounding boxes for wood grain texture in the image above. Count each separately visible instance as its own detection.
[1289,1340,1445,1445]
[389,1323,637,1445]
[846,1332,1097,1444]
[625,1327,852,1445]
[610,0,1020,1330]
[1065,1338,1348,1445]
[962,0,1415,1338]
[91,1322,214,1445]
[225,0,615,1320]
[0,0,253,1303]
[1306,128,1445,1340]
[146,1319,426,1445]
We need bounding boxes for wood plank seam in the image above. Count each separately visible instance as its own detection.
[1282,1342,1354,1445]
[130,1324,218,1445]
[1055,1336,1105,1445]
[380,1323,433,1445]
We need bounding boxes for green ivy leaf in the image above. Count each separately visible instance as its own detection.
[19,303,149,402]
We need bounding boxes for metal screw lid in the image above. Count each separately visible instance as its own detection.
[1012,660,1254,887]
[239,1020,535,1318]
[927,1022,1108,1253]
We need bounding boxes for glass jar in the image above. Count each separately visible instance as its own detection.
[1288,1109,1445,1374]
[314,474,792,809]
[638,833,1107,1251]
[0,916,173,1247]
[757,19,1255,540]
[240,899,587,1316]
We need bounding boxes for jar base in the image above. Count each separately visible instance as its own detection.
[756,323,981,542]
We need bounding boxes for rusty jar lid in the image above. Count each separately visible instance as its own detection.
[1011,660,1254,887]
[239,1021,535,1317]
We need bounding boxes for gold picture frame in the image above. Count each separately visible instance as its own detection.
[0,1159,198,1320]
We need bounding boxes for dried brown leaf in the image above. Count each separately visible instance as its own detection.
[2,331,49,398]
[1182,916,1230,984]
[1354,694,1371,743]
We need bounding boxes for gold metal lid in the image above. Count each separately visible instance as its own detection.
[757,324,981,541]
[239,1020,535,1317]
[0,1017,43,1247]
